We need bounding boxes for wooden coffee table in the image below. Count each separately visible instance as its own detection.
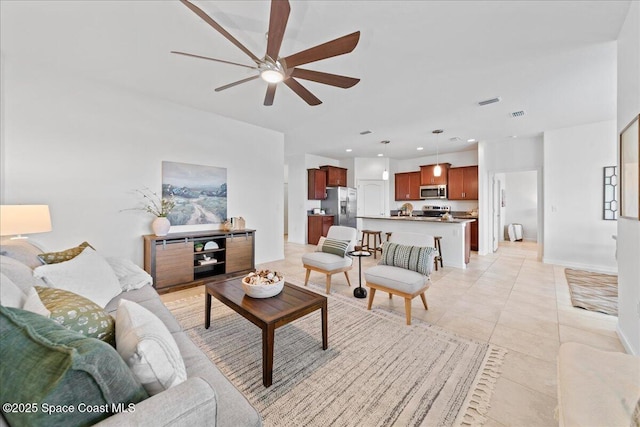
[204,278,328,387]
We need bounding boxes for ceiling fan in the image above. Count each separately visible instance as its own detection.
[172,0,361,106]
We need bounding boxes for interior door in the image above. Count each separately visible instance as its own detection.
[492,176,502,252]
[358,180,385,217]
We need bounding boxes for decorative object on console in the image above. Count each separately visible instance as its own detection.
[125,187,175,236]
[172,0,360,106]
[0,204,52,239]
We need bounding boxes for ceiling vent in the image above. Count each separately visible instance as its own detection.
[478,97,501,106]
[359,130,372,135]
[510,110,526,118]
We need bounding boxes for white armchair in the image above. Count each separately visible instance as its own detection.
[364,232,436,325]
[302,226,358,294]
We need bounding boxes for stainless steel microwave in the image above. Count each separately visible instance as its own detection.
[420,185,447,200]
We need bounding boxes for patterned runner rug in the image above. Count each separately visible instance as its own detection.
[166,286,505,427]
[565,268,618,316]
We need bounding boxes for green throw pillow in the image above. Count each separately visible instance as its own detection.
[380,242,436,276]
[38,241,94,264]
[321,238,350,257]
[0,306,148,427]
[35,286,115,347]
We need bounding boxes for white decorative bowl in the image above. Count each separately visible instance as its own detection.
[241,276,284,298]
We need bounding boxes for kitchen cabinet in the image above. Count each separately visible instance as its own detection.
[420,163,450,185]
[395,171,421,200]
[144,230,255,292]
[308,168,327,200]
[319,165,348,187]
[308,215,334,245]
[448,166,478,200]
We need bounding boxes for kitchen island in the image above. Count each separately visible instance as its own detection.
[357,216,476,269]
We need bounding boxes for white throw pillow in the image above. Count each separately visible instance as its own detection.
[105,257,153,291]
[22,287,51,317]
[0,273,27,308]
[33,247,122,308]
[115,299,187,396]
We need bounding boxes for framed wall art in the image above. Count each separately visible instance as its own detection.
[162,161,227,225]
[620,114,639,220]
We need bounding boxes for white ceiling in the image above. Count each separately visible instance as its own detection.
[0,0,630,160]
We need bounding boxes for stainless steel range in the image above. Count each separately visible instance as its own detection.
[421,205,451,217]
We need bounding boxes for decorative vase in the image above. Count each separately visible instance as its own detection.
[152,217,171,236]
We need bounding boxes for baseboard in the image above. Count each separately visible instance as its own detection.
[616,324,638,356]
[542,257,618,275]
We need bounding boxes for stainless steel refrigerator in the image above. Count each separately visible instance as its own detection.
[321,187,357,228]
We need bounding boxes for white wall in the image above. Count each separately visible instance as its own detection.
[478,136,544,254]
[503,171,538,241]
[616,0,640,355]
[543,120,618,273]
[1,62,285,266]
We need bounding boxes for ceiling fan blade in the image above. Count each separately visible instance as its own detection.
[171,51,258,69]
[264,83,277,106]
[266,0,290,61]
[180,0,261,64]
[283,31,360,69]
[214,75,260,92]
[283,78,322,106]
[290,68,360,88]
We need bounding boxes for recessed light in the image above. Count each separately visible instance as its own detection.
[377,153,383,157]
[345,148,352,152]
[510,135,518,138]
[360,130,372,135]
[467,138,476,143]
[417,147,424,151]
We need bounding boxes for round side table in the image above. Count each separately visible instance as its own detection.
[348,250,371,298]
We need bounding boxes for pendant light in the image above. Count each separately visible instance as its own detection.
[381,140,390,180]
[432,129,443,177]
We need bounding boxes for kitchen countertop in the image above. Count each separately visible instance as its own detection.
[358,215,475,224]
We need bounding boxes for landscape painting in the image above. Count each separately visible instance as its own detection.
[162,161,227,225]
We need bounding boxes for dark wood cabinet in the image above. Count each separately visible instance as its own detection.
[319,165,348,187]
[308,168,327,200]
[470,218,479,251]
[144,230,255,292]
[395,171,421,201]
[307,215,334,245]
[448,166,478,200]
[420,163,450,185]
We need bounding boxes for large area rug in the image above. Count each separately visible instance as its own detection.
[166,287,505,427]
[565,268,618,316]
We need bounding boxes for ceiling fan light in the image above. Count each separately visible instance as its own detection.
[433,164,442,177]
[261,69,284,83]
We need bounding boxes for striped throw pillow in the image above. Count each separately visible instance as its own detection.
[380,242,436,276]
[321,238,350,257]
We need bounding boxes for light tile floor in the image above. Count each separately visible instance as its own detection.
[160,239,624,427]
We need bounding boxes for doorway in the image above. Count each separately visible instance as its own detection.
[490,170,541,257]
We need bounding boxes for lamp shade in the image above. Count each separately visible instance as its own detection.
[433,164,442,177]
[0,205,52,237]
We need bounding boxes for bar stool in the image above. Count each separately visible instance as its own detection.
[433,236,443,271]
[385,232,393,242]
[361,230,383,259]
